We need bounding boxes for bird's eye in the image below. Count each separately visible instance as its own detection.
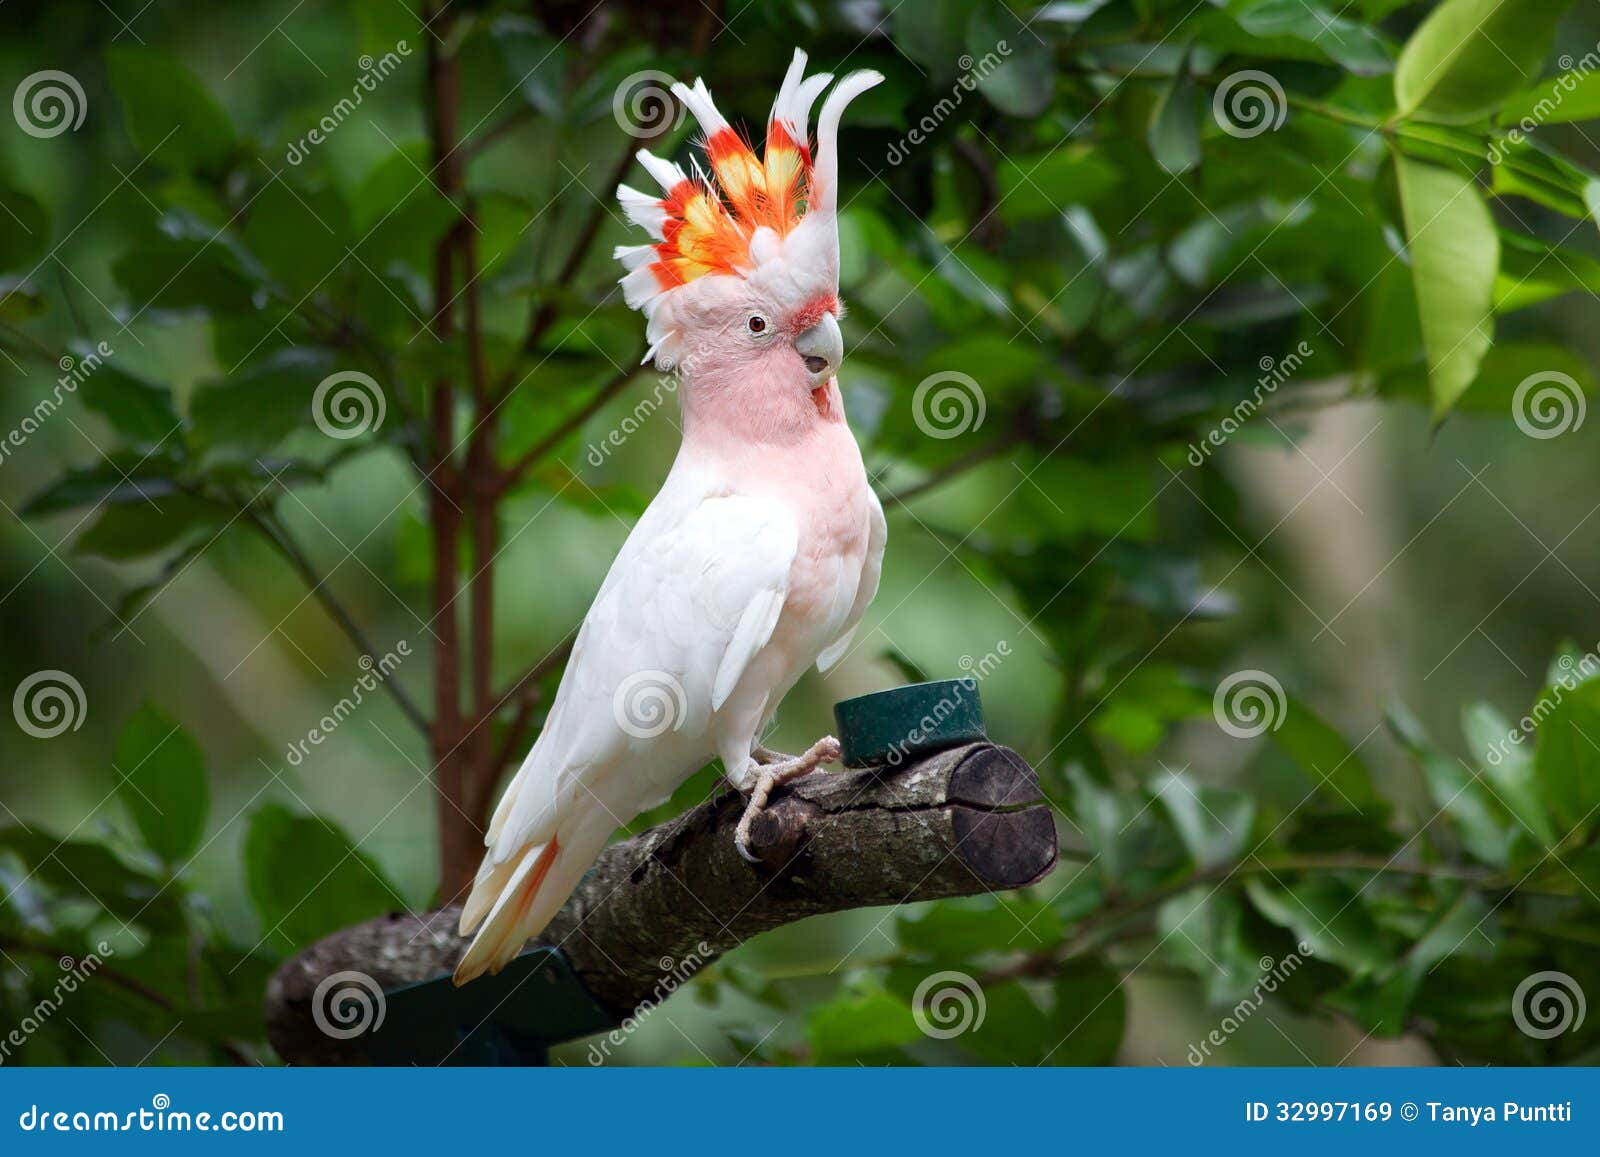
[746,314,768,335]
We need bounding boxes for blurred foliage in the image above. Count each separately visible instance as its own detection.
[2,0,1600,1066]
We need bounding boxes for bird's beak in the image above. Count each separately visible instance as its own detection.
[794,312,843,388]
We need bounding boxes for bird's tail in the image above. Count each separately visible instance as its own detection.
[452,809,613,986]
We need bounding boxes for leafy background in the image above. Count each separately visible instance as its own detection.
[2,0,1600,1066]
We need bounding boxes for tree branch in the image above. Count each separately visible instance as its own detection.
[876,423,1031,509]
[491,131,666,401]
[263,743,1057,1064]
[242,508,429,735]
[497,358,643,492]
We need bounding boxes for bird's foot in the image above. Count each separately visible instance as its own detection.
[734,735,841,864]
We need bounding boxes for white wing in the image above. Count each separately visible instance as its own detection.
[489,486,797,860]
[455,478,797,981]
[817,488,887,672]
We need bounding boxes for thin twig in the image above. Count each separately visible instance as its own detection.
[498,357,643,491]
[241,506,430,735]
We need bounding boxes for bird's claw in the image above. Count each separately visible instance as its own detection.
[733,735,841,865]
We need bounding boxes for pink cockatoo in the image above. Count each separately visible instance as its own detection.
[454,50,887,985]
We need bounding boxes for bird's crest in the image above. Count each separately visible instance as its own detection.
[614,50,881,364]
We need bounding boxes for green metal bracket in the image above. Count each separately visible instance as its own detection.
[356,945,616,1066]
[834,678,987,768]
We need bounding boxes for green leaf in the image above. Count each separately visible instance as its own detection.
[806,984,921,1063]
[188,347,336,454]
[968,1,1054,117]
[0,184,48,273]
[897,896,1062,960]
[23,457,183,517]
[1227,0,1393,75]
[892,0,979,79]
[1529,677,1600,842]
[1500,69,1600,126]
[73,354,182,445]
[1495,230,1600,312]
[1270,695,1382,810]
[1148,62,1202,175]
[1046,960,1126,1064]
[243,804,401,951]
[1245,876,1393,976]
[111,235,257,314]
[241,179,352,297]
[1418,753,1512,868]
[1152,767,1254,868]
[113,705,208,865]
[1393,0,1569,123]
[1392,154,1496,420]
[1462,701,1556,847]
[74,493,230,561]
[996,146,1119,219]
[106,47,237,175]
[1158,889,1268,1004]
[0,828,186,932]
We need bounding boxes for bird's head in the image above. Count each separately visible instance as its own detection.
[613,51,879,439]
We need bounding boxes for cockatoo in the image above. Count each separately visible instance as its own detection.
[454,50,887,985]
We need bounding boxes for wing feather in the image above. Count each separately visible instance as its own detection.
[483,486,797,870]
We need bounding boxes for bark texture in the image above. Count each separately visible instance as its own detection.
[265,743,1056,1064]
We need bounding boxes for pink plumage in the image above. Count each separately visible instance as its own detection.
[454,49,885,985]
